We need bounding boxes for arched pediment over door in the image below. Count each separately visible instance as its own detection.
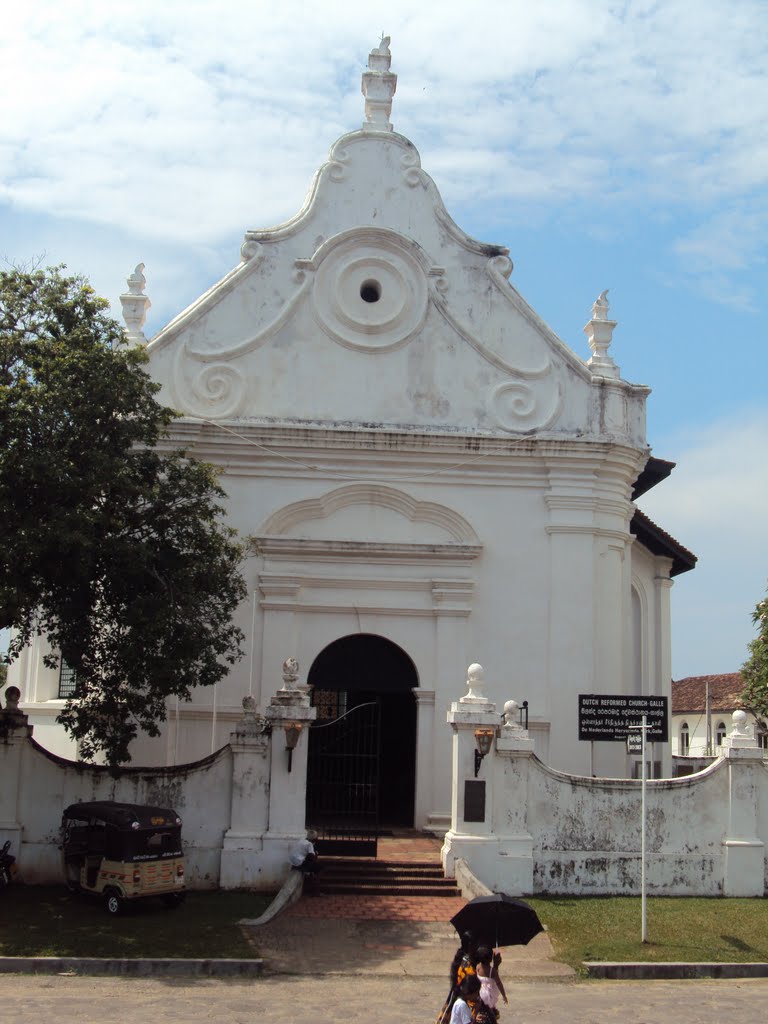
[258,483,481,546]
[253,482,482,616]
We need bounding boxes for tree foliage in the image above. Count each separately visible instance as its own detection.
[0,266,246,763]
[739,587,768,718]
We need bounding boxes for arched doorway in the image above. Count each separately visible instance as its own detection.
[306,634,418,829]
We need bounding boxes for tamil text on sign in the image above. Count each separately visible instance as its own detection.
[578,694,669,742]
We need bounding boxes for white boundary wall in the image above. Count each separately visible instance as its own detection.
[0,678,315,891]
[442,684,768,897]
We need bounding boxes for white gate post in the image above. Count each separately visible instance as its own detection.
[721,710,765,897]
[219,696,271,890]
[0,687,29,862]
[262,658,317,879]
[441,664,501,885]
[493,700,536,894]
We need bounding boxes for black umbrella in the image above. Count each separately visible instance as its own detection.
[450,893,543,948]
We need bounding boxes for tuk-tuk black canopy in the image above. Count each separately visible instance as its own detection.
[62,801,180,830]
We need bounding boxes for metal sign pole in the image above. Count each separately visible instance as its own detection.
[641,714,647,943]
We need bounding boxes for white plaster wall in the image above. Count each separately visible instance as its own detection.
[11,736,235,888]
[443,724,762,897]
[527,757,728,895]
[118,431,652,816]
[148,130,648,443]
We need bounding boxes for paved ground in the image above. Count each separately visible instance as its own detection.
[3,975,768,1024]
[6,834,768,1021]
[251,835,571,980]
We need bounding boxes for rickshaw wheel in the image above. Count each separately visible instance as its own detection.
[104,889,125,915]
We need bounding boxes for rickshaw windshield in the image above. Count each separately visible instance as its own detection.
[108,827,183,863]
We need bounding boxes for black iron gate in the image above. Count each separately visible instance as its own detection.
[307,700,380,855]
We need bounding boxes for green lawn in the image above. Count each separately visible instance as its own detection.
[528,896,768,970]
[3,887,768,968]
[0,886,272,959]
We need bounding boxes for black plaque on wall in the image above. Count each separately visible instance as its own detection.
[464,780,486,823]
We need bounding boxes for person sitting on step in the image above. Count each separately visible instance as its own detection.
[289,829,321,893]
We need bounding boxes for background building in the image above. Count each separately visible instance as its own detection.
[671,672,764,775]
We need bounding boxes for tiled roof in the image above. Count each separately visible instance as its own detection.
[671,673,744,713]
[632,456,676,500]
[631,509,697,577]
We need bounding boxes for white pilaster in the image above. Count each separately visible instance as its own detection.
[413,688,436,829]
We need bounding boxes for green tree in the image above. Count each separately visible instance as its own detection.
[0,266,246,763]
[739,587,768,717]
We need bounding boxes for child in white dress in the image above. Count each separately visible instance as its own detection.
[475,945,508,1016]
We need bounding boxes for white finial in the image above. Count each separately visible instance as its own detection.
[731,710,750,737]
[459,662,494,706]
[592,289,610,320]
[281,657,300,691]
[584,288,619,378]
[503,699,521,729]
[120,263,151,344]
[361,35,397,132]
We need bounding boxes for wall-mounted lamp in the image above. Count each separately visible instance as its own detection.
[474,728,495,777]
[284,722,303,772]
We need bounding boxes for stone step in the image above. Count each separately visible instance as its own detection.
[319,882,460,897]
[322,864,444,878]
[322,859,441,871]
[321,872,456,886]
[316,853,459,898]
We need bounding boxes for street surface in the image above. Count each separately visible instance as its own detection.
[2,974,768,1024]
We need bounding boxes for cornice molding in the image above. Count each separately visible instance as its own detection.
[257,570,476,618]
[166,419,646,464]
[253,537,482,564]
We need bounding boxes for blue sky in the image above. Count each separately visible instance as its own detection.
[2,0,766,678]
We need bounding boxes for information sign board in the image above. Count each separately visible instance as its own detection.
[626,732,643,755]
[578,694,668,743]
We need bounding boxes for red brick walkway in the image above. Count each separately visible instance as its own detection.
[285,833,467,922]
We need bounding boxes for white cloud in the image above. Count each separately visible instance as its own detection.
[1,0,766,250]
[672,204,767,310]
[641,409,768,677]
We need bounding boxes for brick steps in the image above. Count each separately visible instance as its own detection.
[318,857,460,898]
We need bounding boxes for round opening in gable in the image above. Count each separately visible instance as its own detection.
[360,279,381,303]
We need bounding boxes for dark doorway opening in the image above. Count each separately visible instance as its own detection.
[307,634,418,828]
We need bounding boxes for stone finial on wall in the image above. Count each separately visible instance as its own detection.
[502,699,521,729]
[1,684,29,732]
[281,657,300,691]
[584,289,619,378]
[459,663,493,706]
[120,263,152,343]
[731,710,751,737]
[720,709,760,751]
[361,35,397,132]
[3,686,20,713]
[269,657,312,710]
[235,694,271,739]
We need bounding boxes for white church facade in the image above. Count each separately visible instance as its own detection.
[12,40,695,833]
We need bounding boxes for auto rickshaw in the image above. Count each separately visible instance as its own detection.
[61,801,186,914]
